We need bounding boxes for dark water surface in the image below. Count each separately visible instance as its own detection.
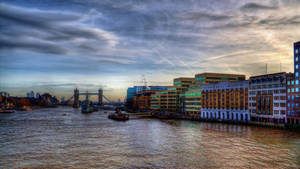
[1,107,300,169]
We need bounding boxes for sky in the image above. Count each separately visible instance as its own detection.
[0,0,300,101]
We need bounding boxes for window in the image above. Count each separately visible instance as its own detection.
[296,72,299,77]
[288,96,290,100]
[296,80,299,85]
[292,81,295,85]
[296,49,299,54]
[297,64,299,69]
[296,88,299,92]
[296,56,299,62]
[292,96,295,100]
[292,88,295,92]
[288,81,290,85]
[288,88,291,92]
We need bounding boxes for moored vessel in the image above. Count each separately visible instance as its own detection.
[0,109,15,113]
[81,93,97,113]
[108,110,129,121]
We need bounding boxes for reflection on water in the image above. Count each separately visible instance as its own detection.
[0,107,300,168]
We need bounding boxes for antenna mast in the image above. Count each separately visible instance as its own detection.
[280,62,282,72]
[142,74,149,90]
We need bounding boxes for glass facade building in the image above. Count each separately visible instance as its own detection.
[287,41,300,124]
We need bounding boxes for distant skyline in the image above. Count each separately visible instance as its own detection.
[0,0,300,101]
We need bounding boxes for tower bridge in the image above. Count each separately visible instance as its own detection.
[73,88,111,108]
[63,88,111,108]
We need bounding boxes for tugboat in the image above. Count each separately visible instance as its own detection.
[153,110,171,119]
[108,109,129,121]
[0,109,14,113]
[18,106,32,111]
[81,94,96,114]
[0,105,15,113]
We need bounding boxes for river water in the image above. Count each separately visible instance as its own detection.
[0,107,300,169]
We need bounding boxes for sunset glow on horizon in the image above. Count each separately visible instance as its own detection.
[1,0,300,101]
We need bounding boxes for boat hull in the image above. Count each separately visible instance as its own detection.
[0,110,15,113]
[108,113,129,121]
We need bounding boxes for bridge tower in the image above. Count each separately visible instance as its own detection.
[73,88,80,108]
[98,89,103,105]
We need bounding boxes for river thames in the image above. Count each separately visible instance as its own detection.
[0,107,300,169]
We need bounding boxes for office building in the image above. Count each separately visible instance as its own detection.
[248,72,287,124]
[150,91,168,112]
[201,81,249,122]
[133,90,157,111]
[287,41,300,124]
[126,86,168,109]
[167,77,194,113]
[183,73,246,117]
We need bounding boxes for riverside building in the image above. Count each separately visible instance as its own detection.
[133,90,156,111]
[248,72,287,124]
[150,77,194,113]
[150,91,167,112]
[201,81,249,122]
[287,41,300,124]
[183,73,246,117]
[166,77,194,113]
[126,86,168,110]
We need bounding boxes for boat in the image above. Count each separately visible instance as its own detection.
[81,102,96,113]
[0,109,15,113]
[81,94,96,114]
[153,110,172,119]
[108,110,129,121]
[19,107,32,111]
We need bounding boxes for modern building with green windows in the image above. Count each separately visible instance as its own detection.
[150,91,168,112]
[183,73,246,117]
[167,77,194,113]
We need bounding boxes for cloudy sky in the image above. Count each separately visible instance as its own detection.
[0,0,300,101]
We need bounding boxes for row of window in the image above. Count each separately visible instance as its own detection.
[288,111,296,115]
[249,109,286,115]
[201,112,249,121]
[287,80,299,85]
[250,77,283,83]
[185,103,201,105]
[288,95,300,100]
[249,103,286,107]
[249,90,286,95]
[249,84,286,89]
[249,96,286,100]
[288,88,299,92]
[288,103,300,108]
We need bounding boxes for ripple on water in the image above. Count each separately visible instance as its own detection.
[1,108,300,169]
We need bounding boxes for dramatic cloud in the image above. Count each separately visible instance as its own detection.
[240,3,278,12]
[0,3,119,55]
[0,0,300,100]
